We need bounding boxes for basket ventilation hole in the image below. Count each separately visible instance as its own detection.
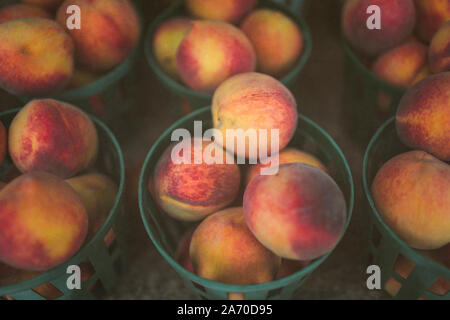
[106,229,117,255]
[32,283,63,300]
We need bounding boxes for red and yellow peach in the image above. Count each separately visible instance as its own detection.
[0,4,51,24]
[21,0,64,10]
[414,0,450,43]
[185,0,256,24]
[429,21,450,74]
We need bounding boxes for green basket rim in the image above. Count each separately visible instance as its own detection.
[362,117,450,278]
[341,33,406,96]
[138,106,354,293]
[0,108,126,294]
[144,0,313,100]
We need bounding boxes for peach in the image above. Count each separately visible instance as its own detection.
[153,138,240,221]
[9,99,99,179]
[243,163,347,261]
[385,251,450,298]
[190,207,281,285]
[0,18,74,97]
[0,120,5,164]
[396,72,450,161]
[176,20,256,93]
[429,21,450,74]
[212,72,298,159]
[56,0,140,72]
[372,40,428,89]
[241,9,304,77]
[21,0,64,10]
[372,151,450,249]
[341,0,416,56]
[276,259,310,280]
[0,4,51,24]
[66,173,118,243]
[185,0,256,24]
[152,18,192,79]
[175,228,195,273]
[246,147,327,185]
[415,0,450,43]
[0,172,88,271]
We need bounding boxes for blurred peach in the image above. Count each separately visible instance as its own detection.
[185,0,256,24]
[414,0,450,43]
[429,21,450,74]
[0,4,50,24]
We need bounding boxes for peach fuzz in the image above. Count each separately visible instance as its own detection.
[0,172,88,271]
[0,18,74,97]
[341,0,416,57]
[152,138,241,221]
[414,0,450,43]
[57,0,140,72]
[190,207,281,285]
[152,18,192,79]
[0,120,5,164]
[21,0,64,10]
[185,0,256,24]
[212,72,298,159]
[244,163,347,261]
[429,21,450,74]
[396,72,450,161]
[0,4,51,24]
[9,99,98,179]
[176,20,256,93]
[66,173,118,244]
[241,9,304,77]
[385,251,450,298]
[372,151,450,249]
[246,147,327,186]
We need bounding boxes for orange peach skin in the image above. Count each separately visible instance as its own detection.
[66,173,118,244]
[246,147,327,186]
[152,18,192,79]
[186,0,256,24]
[9,99,99,179]
[0,172,88,271]
[57,0,140,72]
[0,120,5,164]
[0,4,51,24]
[190,207,281,285]
[241,9,304,77]
[372,151,450,249]
[212,72,298,159]
[176,20,256,93]
[396,72,450,161]
[341,0,416,57]
[21,0,64,10]
[385,251,449,298]
[414,0,450,43]
[429,21,450,74]
[244,163,347,261]
[153,138,241,221]
[0,18,74,97]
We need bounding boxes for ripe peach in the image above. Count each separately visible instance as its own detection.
[415,0,450,43]
[246,147,327,186]
[152,18,192,79]
[0,18,74,97]
[341,0,416,56]
[185,0,256,24]
[190,207,281,285]
[0,120,5,164]
[176,20,256,93]
[66,173,118,243]
[372,151,450,249]
[244,163,347,261]
[0,4,51,24]
[9,99,99,179]
[241,9,304,77]
[175,228,195,273]
[276,259,310,280]
[56,0,140,72]
[212,72,298,159]
[429,21,450,74]
[0,172,88,271]
[153,138,241,221]
[396,72,450,161]
[21,0,64,10]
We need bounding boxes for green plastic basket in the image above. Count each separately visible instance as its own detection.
[144,0,312,116]
[139,107,354,300]
[342,36,405,148]
[0,108,127,300]
[362,117,450,300]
